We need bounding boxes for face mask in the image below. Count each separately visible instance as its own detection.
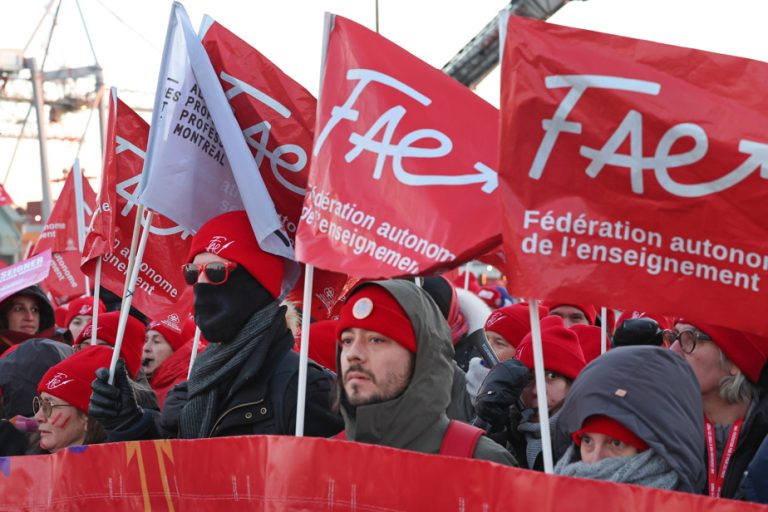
[193,267,273,343]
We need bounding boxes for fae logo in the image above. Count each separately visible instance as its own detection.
[77,304,91,315]
[45,373,74,390]
[485,311,504,328]
[206,236,235,254]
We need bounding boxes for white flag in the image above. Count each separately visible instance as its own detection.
[137,2,293,262]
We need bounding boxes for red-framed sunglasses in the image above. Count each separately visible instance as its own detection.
[182,262,238,285]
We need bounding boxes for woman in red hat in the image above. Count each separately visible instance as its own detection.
[33,346,111,453]
[669,320,768,500]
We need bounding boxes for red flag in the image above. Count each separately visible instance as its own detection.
[44,251,90,305]
[34,168,96,255]
[295,15,501,279]
[81,92,193,324]
[0,184,15,207]
[202,18,356,318]
[499,16,768,335]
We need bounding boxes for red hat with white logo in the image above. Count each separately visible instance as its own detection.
[515,315,586,380]
[187,210,285,299]
[64,297,106,331]
[38,345,113,414]
[485,302,549,349]
[147,316,184,352]
[336,284,416,353]
[74,311,145,379]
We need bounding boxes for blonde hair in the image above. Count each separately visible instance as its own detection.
[718,351,759,404]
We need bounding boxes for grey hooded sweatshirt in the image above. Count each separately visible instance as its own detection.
[338,280,516,466]
[553,346,706,493]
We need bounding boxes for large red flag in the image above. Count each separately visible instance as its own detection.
[202,18,356,318]
[81,92,193,324]
[33,169,96,304]
[499,16,768,336]
[295,15,501,279]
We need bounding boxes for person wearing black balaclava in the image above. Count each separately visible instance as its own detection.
[88,211,343,441]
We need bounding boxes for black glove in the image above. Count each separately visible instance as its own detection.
[474,359,531,432]
[158,381,188,435]
[89,359,143,432]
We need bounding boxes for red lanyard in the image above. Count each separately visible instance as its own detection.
[704,417,743,498]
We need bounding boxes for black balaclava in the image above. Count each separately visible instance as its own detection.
[193,266,273,343]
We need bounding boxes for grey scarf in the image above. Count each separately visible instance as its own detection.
[554,444,680,490]
[179,302,279,438]
[518,409,561,469]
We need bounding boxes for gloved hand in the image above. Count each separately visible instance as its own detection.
[474,359,531,432]
[89,359,143,432]
[158,381,188,435]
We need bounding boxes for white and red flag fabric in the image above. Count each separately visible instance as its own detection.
[295,14,502,278]
[498,15,768,336]
[81,90,193,325]
[201,17,356,318]
[136,2,293,271]
[0,184,15,207]
[0,251,51,303]
[33,169,95,304]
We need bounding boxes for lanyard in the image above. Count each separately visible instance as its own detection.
[704,417,743,498]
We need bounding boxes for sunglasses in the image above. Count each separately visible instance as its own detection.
[182,261,238,285]
[32,396,74,418]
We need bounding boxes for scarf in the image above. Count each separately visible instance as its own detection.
[554,444,680,490]
[179,302,279,438]
[518,409,561,469]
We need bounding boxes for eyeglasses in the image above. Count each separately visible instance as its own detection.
[181,261,238,286]
[663,329,712,354]
[32,396,74,418]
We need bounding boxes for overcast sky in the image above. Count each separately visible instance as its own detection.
[1,0,766,207]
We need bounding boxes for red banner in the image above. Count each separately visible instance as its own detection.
[295,15,501,279]
[499,16,768,335]
[34,168,96,255]
[202,19,356,317]
[81,92,193,324]
[0,436,756,511]
[44,251,89,305]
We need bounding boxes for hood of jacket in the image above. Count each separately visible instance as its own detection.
[553,346,706,493]
[339,280,454,451]
[0,285,55,333]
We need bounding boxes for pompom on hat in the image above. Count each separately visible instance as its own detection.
[187,210,285,299]
[336,284,416,353]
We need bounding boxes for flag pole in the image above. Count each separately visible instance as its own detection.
[90,258,102,347]
[295,264,314,436]
[72,157,89,296]
[600,306,608,354]
[528,298,554,474]
[464,262,471,289]
[108,210,154,384]
[187,326,201,380]
[122,209,143,298]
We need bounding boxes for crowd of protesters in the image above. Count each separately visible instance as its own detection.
[0,209,766,503]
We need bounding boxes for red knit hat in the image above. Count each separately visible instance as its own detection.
[336,285,416,353]
[54,305,68,329]
[485,302,549,349]
[64,297,106,330]
[74,311,145,379]
[572,415,649,452]
[38,346,113,414]
[569,324,605,364]
[147,319,184,352]
[616,310,671,331]
[515,315,586,380]
[187,210,285,299]
[542,301,597,326]
[477,286,503,309]
[295,320,338,372]
[682,320,768,384]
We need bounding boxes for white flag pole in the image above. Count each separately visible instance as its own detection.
[600,306,608,354]
[187,326,201,380]
[90,258,102,347]
[295,264,314,437]
[72,158,90,296]
[122,211,143,299]
[108,210,154,384]
[528,298,554,474]
[464,262,471,290]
